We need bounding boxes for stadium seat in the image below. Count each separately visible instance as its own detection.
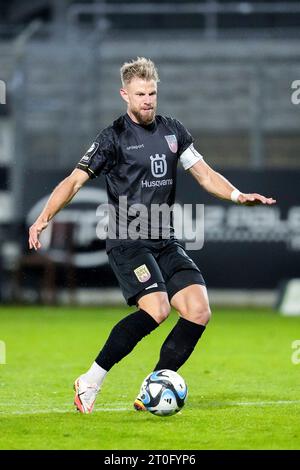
[12,221,76,304]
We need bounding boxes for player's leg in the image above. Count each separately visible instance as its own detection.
[153,239,211,372]
[74,243,169,413]
[131,290,171,411]
[154,282,211,371]
[93,291,170,373]
[75,293,169,414]
[171,284,211,325]
[133,282,210,411]
[133,240,209,411]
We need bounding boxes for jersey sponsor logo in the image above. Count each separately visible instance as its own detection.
[126,144,144,151]
[81,142,99,162]
[150,154,167,178]
[134,264,151,283]
[141,178,173,188]
[165,135,178,153]
[145,282,158,290]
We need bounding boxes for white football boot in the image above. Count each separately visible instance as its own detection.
[74,376,100,414]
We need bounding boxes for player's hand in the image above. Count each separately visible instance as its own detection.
[237,193,276,206]
[28,220,49,250]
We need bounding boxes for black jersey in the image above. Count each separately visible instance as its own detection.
[77,114,194,252]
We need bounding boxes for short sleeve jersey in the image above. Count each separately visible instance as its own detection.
[77,114,198,251]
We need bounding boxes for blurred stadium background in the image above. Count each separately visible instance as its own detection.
[0,0,300,310]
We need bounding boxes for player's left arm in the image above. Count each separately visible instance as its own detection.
[188,159,276,205]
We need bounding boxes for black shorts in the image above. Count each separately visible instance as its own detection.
[108,238,206,306]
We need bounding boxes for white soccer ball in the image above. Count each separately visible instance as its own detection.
[139,369,188,417]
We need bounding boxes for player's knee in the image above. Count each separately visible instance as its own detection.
[192,305,211,325]
[201,307,212,325]
[150,301,171,324]
[138,295,171,324]
[181,303,211,325]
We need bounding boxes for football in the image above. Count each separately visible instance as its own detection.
[138,369,188,416]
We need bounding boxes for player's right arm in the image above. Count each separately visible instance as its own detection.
[29,126,116,250]
[28,169,89,250]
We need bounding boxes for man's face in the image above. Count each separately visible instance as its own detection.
[120,78,157,125]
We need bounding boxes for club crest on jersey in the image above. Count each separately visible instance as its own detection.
[165,135,178,153]
[134,264,151,283]
[150,154,167,178]
[81,142,99,162]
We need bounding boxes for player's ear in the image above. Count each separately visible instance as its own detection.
[120,88,129,104]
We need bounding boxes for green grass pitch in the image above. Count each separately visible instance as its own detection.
[0,305,299,450]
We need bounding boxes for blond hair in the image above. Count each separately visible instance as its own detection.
[120,57,160,86]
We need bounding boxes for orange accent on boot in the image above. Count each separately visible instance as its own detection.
[134,398,147,411]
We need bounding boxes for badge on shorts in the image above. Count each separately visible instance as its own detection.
[81,142,99,162]
[134,264,151,283]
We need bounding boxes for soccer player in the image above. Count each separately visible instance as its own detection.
[28,57,276,413]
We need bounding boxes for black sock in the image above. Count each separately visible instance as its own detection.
[95,309,159,371]
[154,317,206,372]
